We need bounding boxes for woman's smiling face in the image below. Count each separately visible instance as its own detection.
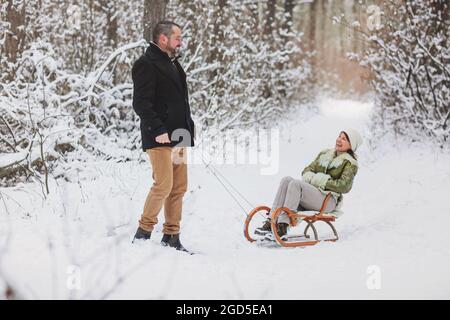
[335,132,352,152]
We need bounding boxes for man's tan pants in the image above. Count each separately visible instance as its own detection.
[139,147,187,235]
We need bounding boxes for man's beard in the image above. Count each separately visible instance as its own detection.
[168,45,181,58]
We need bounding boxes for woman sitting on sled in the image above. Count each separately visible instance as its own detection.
[255,128,363,239]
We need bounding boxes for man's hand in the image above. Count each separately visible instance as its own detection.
[155,133,171,144]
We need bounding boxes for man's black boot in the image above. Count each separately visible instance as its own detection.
[132,227,151,243]
[161,233,190,253]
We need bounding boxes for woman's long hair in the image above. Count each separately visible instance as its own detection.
[342,132,358,160]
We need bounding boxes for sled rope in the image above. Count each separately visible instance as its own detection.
[204,159,255,209]
[190,129,258,217]
[200,155,252,217]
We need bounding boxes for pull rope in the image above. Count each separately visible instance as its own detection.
[202,159,271,224]
[204,158,255,209]
[199,155,252,217]
[186,126,266,218]
[187,127,256,217]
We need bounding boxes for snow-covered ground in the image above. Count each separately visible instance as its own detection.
[1,98,449,299]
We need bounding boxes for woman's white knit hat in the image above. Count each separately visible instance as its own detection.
[343,129,363,152]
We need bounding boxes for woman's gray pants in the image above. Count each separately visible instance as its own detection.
[272,176,336,224]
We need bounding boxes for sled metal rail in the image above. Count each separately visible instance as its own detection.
[244,194,339,247]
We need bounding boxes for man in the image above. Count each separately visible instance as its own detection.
[131,21,195,253]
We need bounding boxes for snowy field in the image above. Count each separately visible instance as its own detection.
[1,98,449,299]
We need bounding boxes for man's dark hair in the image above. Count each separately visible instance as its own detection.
[152,21,181,44]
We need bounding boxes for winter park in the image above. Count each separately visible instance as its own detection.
[0,0,449,301]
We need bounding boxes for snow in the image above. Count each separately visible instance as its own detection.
[1,98,449,299]
[0,151,27,168]
[318,97,373,120]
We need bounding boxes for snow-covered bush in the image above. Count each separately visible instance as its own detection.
[346,1,449,145]
[166,0,313,133]
[0,40,146,188]
[1,0,313,188]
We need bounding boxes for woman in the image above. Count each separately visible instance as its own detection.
[255,129,363,238]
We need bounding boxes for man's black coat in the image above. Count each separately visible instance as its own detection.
[132,42,195,151]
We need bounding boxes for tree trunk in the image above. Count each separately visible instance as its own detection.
[210,0,227,64]
[309,0,317,70]
[264,0,276,37]
[3,0,26,64]
[283,0,295,33]
[320,0,327,56]
[105,1,118,48]
[352,0,358,53]
[143,0,168,43]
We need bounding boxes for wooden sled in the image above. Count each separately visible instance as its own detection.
[244,193,339,247]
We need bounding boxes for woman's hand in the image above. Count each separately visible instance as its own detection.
[302,171,315,183]
[310,172,331,189]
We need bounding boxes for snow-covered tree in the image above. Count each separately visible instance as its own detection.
[344,0,449,145]
[1,0,313,186]
[166,0,313,133]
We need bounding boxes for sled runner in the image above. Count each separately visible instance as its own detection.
[244,194,339,247]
